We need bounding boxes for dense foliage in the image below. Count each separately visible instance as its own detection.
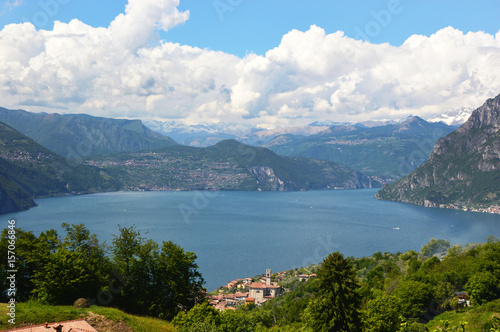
[0,224,204,320]
[173,238,500,332]
[1,226,499,331]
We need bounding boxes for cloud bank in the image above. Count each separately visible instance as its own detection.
[1,0,499,127]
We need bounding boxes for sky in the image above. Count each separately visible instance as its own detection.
[0,0,500,128]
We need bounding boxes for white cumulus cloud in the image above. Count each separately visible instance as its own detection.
[229,25,500,126]
[0,1,499,128]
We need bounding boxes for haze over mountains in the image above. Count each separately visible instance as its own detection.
[427,107,475,126]
[144,108,472,148]
[377,93,500,213]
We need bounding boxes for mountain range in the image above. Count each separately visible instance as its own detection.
[143,108,472,148]
[0,108,177,159]
[0,118,380,214]
[376,94,500,212]
[264,117,457,181]
[0,100,491,215]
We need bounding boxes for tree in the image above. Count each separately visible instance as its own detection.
[465,271,499,305]
[304,252,362,332]
[0,228,41,301]
[150,240,205,320]
[172,303,220,332]
[419,239,450,259]
[366,266,385,290]
[111,225,204,319]
[363,294,400,332]
[31,224,110,304]
[486,235,499,244]
[111,225,158,314]
[392,280,433,319]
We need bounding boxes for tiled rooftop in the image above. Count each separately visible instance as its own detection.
[2,319,97,332]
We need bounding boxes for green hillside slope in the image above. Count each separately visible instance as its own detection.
[376,93,500,213]
[86,139,380,191]
[0,107,177,158]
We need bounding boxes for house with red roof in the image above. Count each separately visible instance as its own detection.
[248,269,283,305]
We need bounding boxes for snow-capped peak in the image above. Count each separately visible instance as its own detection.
[426,107,474,126]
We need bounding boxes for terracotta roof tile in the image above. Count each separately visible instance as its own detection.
[2,319,97,332]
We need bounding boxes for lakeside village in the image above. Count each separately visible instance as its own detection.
[207,269,316,311]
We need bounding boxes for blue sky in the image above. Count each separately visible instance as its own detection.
[0,0,499,127]
[2,0,499,57]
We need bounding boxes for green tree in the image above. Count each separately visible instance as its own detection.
[111,225,159,314]
[363,294,400,332]
[304,252,362,332]
[393,280,433,319]
[172,303,220,332]
[0,228,42,301]
[151,240,205,320]
[419,239,450,259]
[465,271,499,305]
[487,235,499,244]
[366,266,385,290]
[111,225,204,319]
[31,224,110,304]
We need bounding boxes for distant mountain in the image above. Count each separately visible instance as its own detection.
[0,122,120,214]
[85,139,380,191]
[376,94,500,213]
[427,107,474,126]
[308,120,352,127]
[143,119,258,147]
[0,108,177,159]
[265,117,456,180]
[144,117,433,149]
[144,119,336,147]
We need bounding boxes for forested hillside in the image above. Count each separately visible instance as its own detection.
[2,224,498,331]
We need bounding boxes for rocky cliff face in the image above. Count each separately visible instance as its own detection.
[247,166,287,191]
[376,93,500,212]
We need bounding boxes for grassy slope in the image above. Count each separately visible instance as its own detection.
[426,299,500,331]
[0,302,176,332]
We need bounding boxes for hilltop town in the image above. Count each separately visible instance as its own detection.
[207,269,317,311]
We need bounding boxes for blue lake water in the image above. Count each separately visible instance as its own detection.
[4,189,500,291]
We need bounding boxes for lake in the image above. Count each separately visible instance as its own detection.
[4,189,500,292]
